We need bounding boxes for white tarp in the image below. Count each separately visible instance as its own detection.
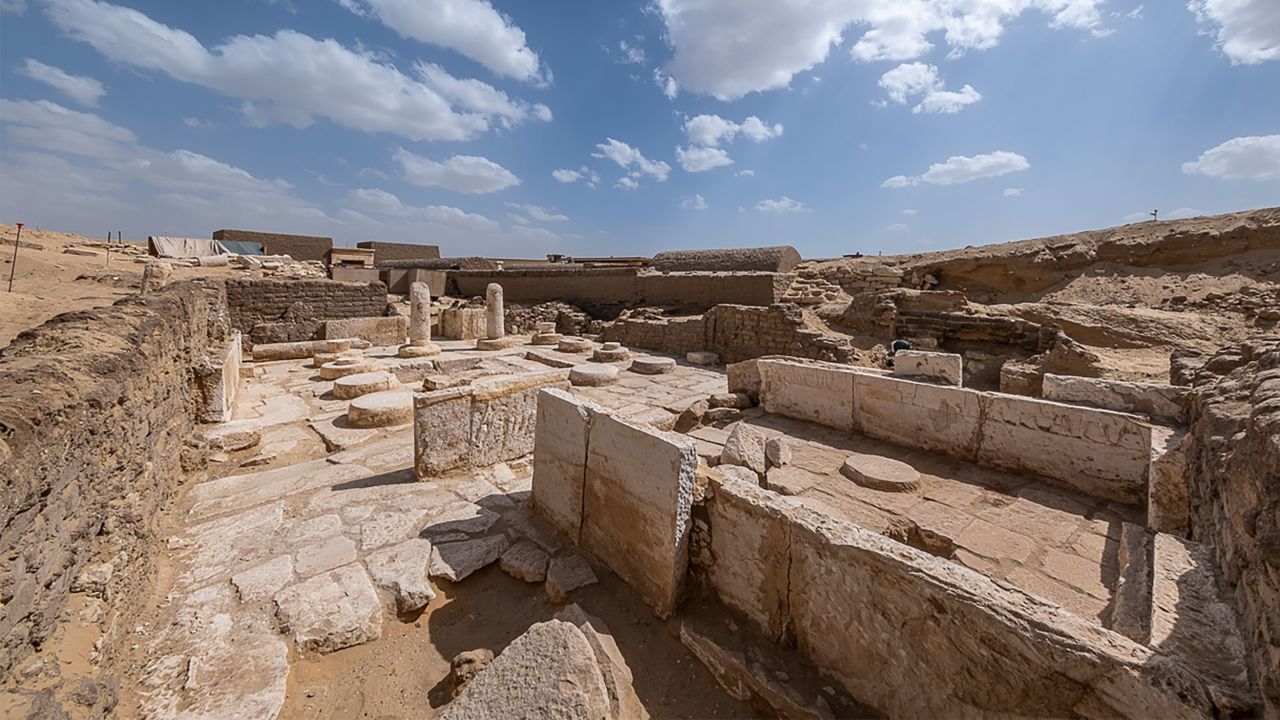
[149,236,227,258]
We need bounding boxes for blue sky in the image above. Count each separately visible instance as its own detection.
[1,0,1277,258]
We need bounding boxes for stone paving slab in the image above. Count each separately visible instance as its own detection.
[274,563,383,654]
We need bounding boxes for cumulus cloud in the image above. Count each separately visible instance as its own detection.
[684,114,784,146]
[756,196,808,213]
[506,202,568,222]
[676,145,734,172]
[736,169,755,177]
[551,166,601,188]
[876,62,981,114]
[338,0,547,82]
[680,194,709,210]
[1181,135,1280,180]
[619,39,646,65]
[1188,0,1280,64]
[882,150,1030,187]
[593,138,671,186]
[394,147,520,193]
[43,0,546,141]
[17,58,106,106]
[1003,187,1024,196]
[655,0,1109,100]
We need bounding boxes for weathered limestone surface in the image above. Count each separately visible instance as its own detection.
[347,390,413,428]
[758,360,856,431]
[332,371,397,400]
[553,605,647,720]
[892,349,963,386]
[485,283,505,339]
[545,553,598,602]
[406,281,435,347]
[1043,373,1188,423]
[273,563,383,653]
[629,357,677,375]
[1148,426,1191,536]
[840,452,922,492]
[532,389,594,540]
[1109,522,1152,643]
[439,620,612,720]
[429,536,511,582]
[193,332,242,422]
[440,307,486,340]
[570,364,619,387]
[500,540,550,583]
[323,316,407,346]
[252,339,330,361]
[582,411,697,617]
[414,387,473,476]
[365,538,436,612]
[719,423,767,476]
[853,372,983,458]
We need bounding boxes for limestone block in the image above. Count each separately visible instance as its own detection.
[977,394,1151,505]
[1148,427,1190,536]
[553,605,646,720]
[273,564,383,654]
[252,339,330,362]
[534,321,557,334]
[709,392,753,409]
[429,536,511,582]
[194,333,243,423]
[759,360,856,432]
[687,351,720,365]
[892,350,963,387]
[232,555,295,603]
[468,372,570,468]
[415,387,473,478]
[720,423,767,477]
[592,345,630,362]
[558,337,592,353]
[629,357,677,375]
[475,336,523,350]
[569,364,619,387]
[500,540,549,583]
[853,373,982,458]
[365,538,436,612]
[1109,523,1152,643]
[582,411,696,617]
[295,536,358,576]
[198,420,262,452]
[318,358,380,380]
[545,553,598,603]
[438,621,612,720]
[1043,374,1187,424]
[347,390,413,428]
[440,307,487,340]
[332,371,397,400]
[765,437,791,468]
[323,316,408,347]
[532,389,594,540]
[530,333,563,346]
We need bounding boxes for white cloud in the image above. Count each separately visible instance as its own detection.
[654,69,679,99]
[615,176,641,190]
[17,58,106,106]
[552,166,601,188]
[508,213,531,225]
[681,194,709,210]
[655,0,1109,100]
[883,150,1030,187]
[1181,135,1280,180]
[344,187,499,230]
[676,145,734,172]
[1003,187,1024,196]
[903,208,918,215]
[183,116,215,130]
[394,147,520,193]
[413,62,551,127]
[593,138,671,184]
[736,169,755,177]
[756,196,808,213]
[0,98,136,159]
[619,40,647,65]
[506,203,568,222]
[338,0,546,82]
[1188,0,1280,64]
[886,223,908,231]
[877,62,981,114]
[684,114,784,146]
[43,0,545,142]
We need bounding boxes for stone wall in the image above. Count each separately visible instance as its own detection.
[356,240,440,263]
[650,246,801,273]
[1043,373,1188,424]
[192,331,242,423]
[1183,336,1280,715]
[601,304,855,364]
[703,470,1227,718]
[323,316,407,346]
[532,389,697,617]
[0,281,226,690]
[803,259,905,294]
[212,229,333,262]
[451,269,785,312]
[757,359,1155,505]
[413,371,569,477]
[223,278,388,346]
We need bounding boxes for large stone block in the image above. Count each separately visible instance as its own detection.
[758,360,856,431]
[414,387,473,477]
[531,389,593,540]
[977,393,1151,505]
[468,372,569,467]
[1043,374,1187,424]
[440,307,487,340]
[194,332,242,423]
[892,350,963,386]
[323,315,408,346]
[1148,427,1190,535]
[853,373,983,458]
[582,412,697,618]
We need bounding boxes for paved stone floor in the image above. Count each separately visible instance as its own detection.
[693,413,1141,624]
[130,338,735,719]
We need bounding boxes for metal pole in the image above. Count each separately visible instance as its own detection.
[8,223,24,293]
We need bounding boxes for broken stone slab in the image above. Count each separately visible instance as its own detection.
[893,350,963,387]
[231,554,295,603]
[294,536,358,577]
[709,392,754,409]
[545,553,598,603]
[332,371,398,400]
[569,364,620,387]
[500,540,550,583]
[273,564,383,654]
[365,538,436,613]
[429,535,511,582]
[720,423,768,476]
[629,407,678,431]
[438,620,611,720]
[553,604,646,720]
[524,350,578,369]
[253,340,330,362]
[630,357,677,375]
[766,437,792,468]
[347,390,413,428]
[704,407,743,425]
[673,399,710,432]
[686,351,720,366]
[318,358,381,380]
[197,420,263,452]
[840,452,922,493]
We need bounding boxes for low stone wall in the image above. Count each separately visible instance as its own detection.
[0,281,226,689]
[323,316,407,346]
[225,278,388,346]
[651,246,801,273]
[414,371,569,477]
[532,389,696,618]
[1184,336,1280,715]
[804,259,905,294]
[601,304,855,364]
[757,359,1154,505]
[451,269,785,312]
[213,229,332,262]
[704,471,1225,718]
[1043,373,1188,423]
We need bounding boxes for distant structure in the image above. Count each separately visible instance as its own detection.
[1151,210,1159,222]
[651,246,802,273]
[212,229,333,262]
[356,241,441,264]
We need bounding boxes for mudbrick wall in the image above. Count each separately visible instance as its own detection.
[602,304,855,364]
[1184,334,1280,715]
[0,281,227,712]
[224,278,388,345]
[452,269,786,313]
[212,229,333,262]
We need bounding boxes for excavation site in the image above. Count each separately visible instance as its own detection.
[1,210,1278,719]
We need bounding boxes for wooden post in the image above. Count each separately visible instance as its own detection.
[7,222,24,293]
